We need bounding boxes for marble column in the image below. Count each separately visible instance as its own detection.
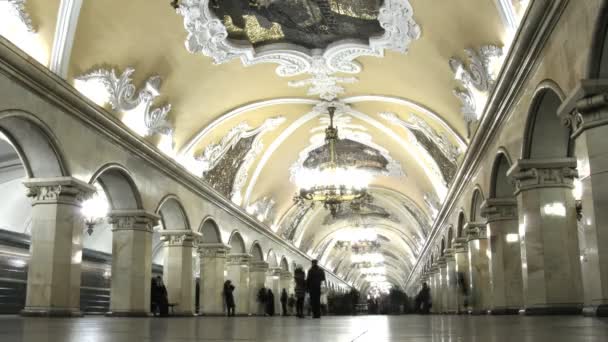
[481,198,524,315]
[465,222,491,315]
[266,268,282,315]
[198,243,229,315]
[249,261,268,315]
[160,230,200,316]
[20,177,95,316]
[453,237,470,313]
[509,159,583,314]
[429,265,440,313]
[226,253,251,315]
[107,210,159,316]
[444,249,459,314]
[560,80,608,316]
[438,257,448,313]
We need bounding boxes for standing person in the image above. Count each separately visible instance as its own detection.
[280,289,289,316]
[306,259,326,319]
[288,293,296,315]
[294,265,306,318]
[417,282,431,314]
[257,287,268,316]
[150,277,159,315]
[156,276,169,317]
[266,289,275,316]
[224,280,236,317]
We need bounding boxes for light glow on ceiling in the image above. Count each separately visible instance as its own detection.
[351,252,384,264]
[335,228,378,243]
[0,3,48,65]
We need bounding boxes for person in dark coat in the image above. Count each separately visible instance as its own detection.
[280,289,289,316]
[155,276,169,317]
[294,266,306,318]
[150,278,159,315]
[417,282,431,314]
[266,289,275,316]
[306,259,326,319]
[224,280,236,316]
[257,287,268,315]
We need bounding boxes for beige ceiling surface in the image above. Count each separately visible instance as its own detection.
[14,0,518,288]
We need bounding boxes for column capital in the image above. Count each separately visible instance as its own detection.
[464,222,487,241]
[481,198,518,222]
[249,261,269,272]
[226,253,252,265]
[452,237,469,253]
[23,176,96,206]
[198,243,230,258]
[507,158,577,194]
[443,248,456,261]
[268,267,283,277]
[108,210,159,232]
[559,79,608,138]
[160,230,201,247]
[280,270,293,280]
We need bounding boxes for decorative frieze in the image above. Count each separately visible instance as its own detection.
[559,79,608,138]
[108,210,159,232]
[507,158,578,194]
[23,177,96,206]
[198,243,230,258]
[160,230,201,247]
[226,253,251,266]
[480,198,518,222]
[464,222,487,241]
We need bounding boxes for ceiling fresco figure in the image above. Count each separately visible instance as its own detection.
[212,0,385,48]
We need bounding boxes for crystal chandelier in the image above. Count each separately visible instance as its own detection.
[294,106,371,216]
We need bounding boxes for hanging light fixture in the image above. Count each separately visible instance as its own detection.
[294,106,371,216]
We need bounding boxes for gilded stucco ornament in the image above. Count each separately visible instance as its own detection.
[6,0,36,32]
[176,0,420,100]
[247,195,277,225]
[75,67,174,138]
[450,45,503,122]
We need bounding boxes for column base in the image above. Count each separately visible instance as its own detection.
[488,308,520,315]
[21,307,83,317]
[198,312,228,317]
[582,304,608,317]
[519,305,582,315]
[105,311,152,317]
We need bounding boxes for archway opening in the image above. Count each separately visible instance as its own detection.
[523,89,571,159]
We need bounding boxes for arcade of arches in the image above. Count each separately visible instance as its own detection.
[1,0,608,340]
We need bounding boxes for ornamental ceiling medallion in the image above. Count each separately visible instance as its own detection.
[176,0,420,100]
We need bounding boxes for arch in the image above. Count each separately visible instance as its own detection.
[228,231,246,254]
[280,257,289,272]
[199,216,222,243]
[587,0,608,78]
[0,110,69,178]
[267,249,279,268]
[90,163,142,210]
[250,241,264,261]
[490,150,515,199]
[457,211,466,238]
[470,188,485,222]
[155,195,190,230]
[522,83,572,159]
[447,226,454,248]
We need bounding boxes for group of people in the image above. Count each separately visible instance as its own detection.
[222,259,327,319]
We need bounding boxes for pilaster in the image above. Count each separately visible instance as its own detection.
[226,253,251,315]
[559,79,608,316]
[198,243,230,315]
[464,222,491,315]
[107,210,159,316]
[508,159,583,315]
[21,177,95,317]
[160,230,200,316]
[266,267,282,314]
[452,237,470,313]
[249,261,268,315]
[481,199,523,315]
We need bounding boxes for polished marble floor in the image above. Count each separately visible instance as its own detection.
[0,314,607,342]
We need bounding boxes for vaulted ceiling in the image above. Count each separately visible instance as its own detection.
[1,0,528,290]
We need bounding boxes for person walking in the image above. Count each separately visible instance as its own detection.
[280,289,289,316]
[417,282,431,314]
[306,259,326,319]
[156,276,169,317]
[294,265,306,318]
[266,289,275,316]
[257,287,268,316]
[223,280,236,317]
